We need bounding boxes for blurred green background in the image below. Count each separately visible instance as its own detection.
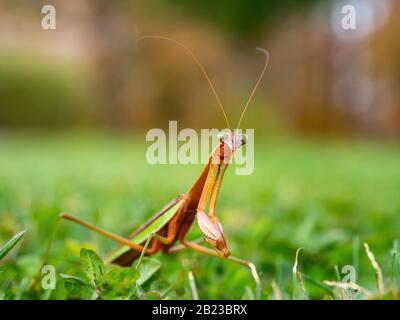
[0,0,399,299]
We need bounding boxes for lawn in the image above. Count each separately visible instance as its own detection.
[0,133,399,299]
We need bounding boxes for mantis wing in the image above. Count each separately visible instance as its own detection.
[105,199,184,264]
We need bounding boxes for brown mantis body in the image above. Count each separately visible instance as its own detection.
[60,36,269,298]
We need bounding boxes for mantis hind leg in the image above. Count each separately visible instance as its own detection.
[181,240,261,299]
[59,213,164,266]
[59,194,188,257]
[60,212,147,252]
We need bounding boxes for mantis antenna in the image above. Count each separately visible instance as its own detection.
[136,35,231,130]
[236,47,270,129]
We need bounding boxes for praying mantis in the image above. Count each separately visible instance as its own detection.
[60,36,269,299]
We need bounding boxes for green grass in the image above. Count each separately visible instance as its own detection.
[0,133,400,299]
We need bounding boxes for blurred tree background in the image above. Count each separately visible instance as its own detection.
[0,0,399,137]
[0,0,400,137]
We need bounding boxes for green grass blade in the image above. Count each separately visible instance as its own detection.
[391,239,398,286]
[0,230,26,261]
[302,274,335,297]
[334,265,341,282]
[352,236,360,273]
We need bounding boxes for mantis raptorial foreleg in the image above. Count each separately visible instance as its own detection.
[182,240,261,299]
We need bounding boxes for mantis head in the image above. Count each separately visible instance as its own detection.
[197,211,230,257]
[209,131,247,165]
[217,131,247,152]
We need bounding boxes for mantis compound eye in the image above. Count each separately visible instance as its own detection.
[239,134,248,145]
[217,131,230,143]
